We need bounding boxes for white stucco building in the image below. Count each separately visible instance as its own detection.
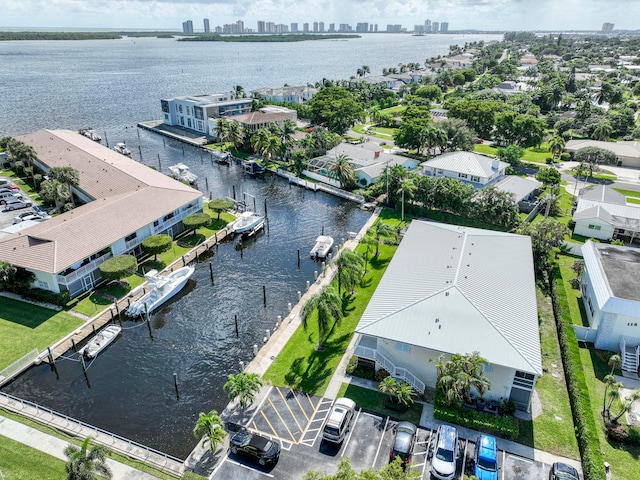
[0,130,203,298]
[353,221,542,411]
[420,152,508,189]
[579,241,640,372]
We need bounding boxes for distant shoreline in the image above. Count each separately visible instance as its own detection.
[178,33,360,42]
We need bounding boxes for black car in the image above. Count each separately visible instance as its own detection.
[229,430,281,465]
[550,462,580,480]
[389,421,418,465]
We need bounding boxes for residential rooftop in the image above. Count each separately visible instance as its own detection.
[590,243,640,301]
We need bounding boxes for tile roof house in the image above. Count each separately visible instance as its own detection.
[230,106,297,132]
[354,221,542,411]
[420,152,508,188]
[0,130,203,298]
[572,185,640,244]
[579,241,640,372]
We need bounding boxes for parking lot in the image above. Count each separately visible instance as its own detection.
[0,178,46,235]
[212,386,558,480]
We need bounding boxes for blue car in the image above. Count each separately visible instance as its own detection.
[474,434,499,480]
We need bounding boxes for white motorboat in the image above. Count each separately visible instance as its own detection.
[78,325,121,359]
[127,266,195,317]
[310,235,334,259]
[112,142,132,156]
[232,211,265,236]
[79,129,102,142]
[168,163,198,184]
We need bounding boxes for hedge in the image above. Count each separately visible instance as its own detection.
[20,287,70,307]
[549,266,606,480]
[433,390,519,440]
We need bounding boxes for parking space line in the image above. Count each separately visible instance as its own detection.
[276,387,304,433]
[246,385,273,428]
[501,450,505,480]
[299,398,333,447]
[422,429,433,479]
[340,408,361,458]
[265,398,297,442]
[225,457,275,477]
[255,409,278,437]
[371,416,390,469]
[290,389,312,422]
[460,438,468,480]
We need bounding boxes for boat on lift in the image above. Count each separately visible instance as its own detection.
[79,128,102,142]
[112,142,132,156]
[232,211,265,236]
[310,235,334,259]
[78,325,122,359]
[168,163,198,184]
[127,266,195,317]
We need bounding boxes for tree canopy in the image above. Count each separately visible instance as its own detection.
[99,255,137,283]
[308,87,365,134]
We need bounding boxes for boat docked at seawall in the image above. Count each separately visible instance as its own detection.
[310,235,334,259]
[112,142,132,156]
[232,211,265,236]
[168,163,198,185]
[212,150,231,165]
[78,325,122,359]
[127,266,195,317]
[79,128,102,142]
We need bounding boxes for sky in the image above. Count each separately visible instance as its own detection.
[1,0,638,32]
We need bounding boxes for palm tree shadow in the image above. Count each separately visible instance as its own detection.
[341,292,356,313]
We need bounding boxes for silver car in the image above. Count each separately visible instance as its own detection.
[5,198,33,211]
[322,397,356,444]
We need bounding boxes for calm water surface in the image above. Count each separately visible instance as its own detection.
[0,33,500,458]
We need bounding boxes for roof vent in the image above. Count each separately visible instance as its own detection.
[435,318,439,323]
[445,292,449,296]
[439,325,442,329]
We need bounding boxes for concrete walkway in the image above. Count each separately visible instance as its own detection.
[0,415,160,479]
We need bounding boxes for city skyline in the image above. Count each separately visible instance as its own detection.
[1,0,637,31]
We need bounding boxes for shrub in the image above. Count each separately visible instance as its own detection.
[498,399,516,416]
[433,390,519,439]
[374,368,390,382]
[560,153,571,161]
[21,288,71,307]
[545,157,554,164]
[345,356,358,375]
[627,425,640,445]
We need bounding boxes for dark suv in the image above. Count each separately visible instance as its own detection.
[229,430,281,465]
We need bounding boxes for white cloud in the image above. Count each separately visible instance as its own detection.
[1,0,637,31]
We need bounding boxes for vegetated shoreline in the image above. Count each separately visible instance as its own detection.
[178,33,361,42]
[0,31,361,41]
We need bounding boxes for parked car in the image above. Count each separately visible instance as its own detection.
[13,211,47,223]
[229,430,280,465]
[474,434,499,480]
[322,397,356,444]
[4,198,33,211]
[389,421,417,465]
[431,425,459,480]
[550,462,580,480]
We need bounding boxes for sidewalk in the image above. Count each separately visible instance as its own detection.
[0,415,160,479]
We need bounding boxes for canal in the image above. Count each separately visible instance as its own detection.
[1,129,371,459]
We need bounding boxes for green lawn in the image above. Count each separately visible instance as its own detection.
[516,286,579,459]
[473,144,553,164]
[0,297,83,370]
[613,188,640,204]
[263,211,404,396]
[336,383,423,425]
[0,433,67,480]
[557,257,640,480]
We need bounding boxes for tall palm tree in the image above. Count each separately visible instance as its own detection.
[397,177,417,221]
[302,286,343,351]
[372,221,396,257]
[251,129,281,168]
[602,374,617,417]
[421,126,448,158]
[226,121,243,153]
[328,154,356,189]
[361,65,370,77]
[215,117,231,143]
[233,85,245,99]
[611,390,640,424]
[548,135,566,160]
[333,250,364,295]
[277,119,296,162]
[379,376,399,402]
[223,372,263,409]
[49,166,80,207]
[436,352,490,406]
[193,410,226,452]
[64,436,111,480]
[592,121,613,141]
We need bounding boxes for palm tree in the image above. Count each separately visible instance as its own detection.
[372,221,396,257]
[276,119,296,162]
[215,117,231,143]
[233,85,245,99]
[328,154,356,189]
[397,177,417,221]
[548,135,566,160]
[608,354,622,375]
[541,186,560,217]
[592,121,613,141]
[223,372,263,409]
[395,382,417,407]
[361,65,370,77]
[333,250,364,295]
[359,233,376,276]
[49,166,80,207]
[226,121,243,153]
[64,436,111,480]
[436,352,490,406]
[251,129,281,168]
[611,390,640,424]
[302,286,343,351]
[193,410,226,452]
[602,374,617,417]
[379,376,399,402]
[421,126,448,158]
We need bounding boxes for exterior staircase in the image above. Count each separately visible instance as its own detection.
[620,337,640,373]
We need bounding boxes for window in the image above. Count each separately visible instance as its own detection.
[124,232,137,242]
[197,121,204,130]
[458,173,468,179]
[588,224,601,231]
[161,100,170,113]
[483,363,493,373]
[194,107,204,120]
[437,169,444,174]
[187,118,192,128]
[180,117,184,126]
[395,342,411,353]
[164,114,169,121]
[37,280,49,289]
[164,212,174,222]
[153,220,160,227]
[178,105,183,113]
[513,371,535,390]
[471,176,480,182]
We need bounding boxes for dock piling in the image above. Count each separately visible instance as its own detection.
[297,249,300,269]
[173,373,180,400]
[209,262,214,284]
[263,285,266,307]
[235,314,239,338]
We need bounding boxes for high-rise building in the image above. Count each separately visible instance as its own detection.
[440,22,449,33]
[356,22,369,33]
[425,19,431,32]
[182,20,194,33]
[303,23,309,32]
[602,22,615,32]
[386,24,402,33]
[203,18,210,33]
[265,22,275,33]
[313,22,318,32]
[236,20,244,33]
[328,23,335,32]
[432,21,439,32]
[291,22,298,32]
[257,20,265,33]
[319,22,324,32]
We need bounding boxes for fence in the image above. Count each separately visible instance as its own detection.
[0,349,38,386]
[0,392,184,476]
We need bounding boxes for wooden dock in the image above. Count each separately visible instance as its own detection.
[42,227,232,364]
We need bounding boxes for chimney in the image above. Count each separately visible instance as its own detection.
[374,151,380,158]
[491,158,499,170]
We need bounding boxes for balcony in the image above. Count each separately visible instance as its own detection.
[354,337,426,394]
[153,204,201,234]
[56,252,112,286]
